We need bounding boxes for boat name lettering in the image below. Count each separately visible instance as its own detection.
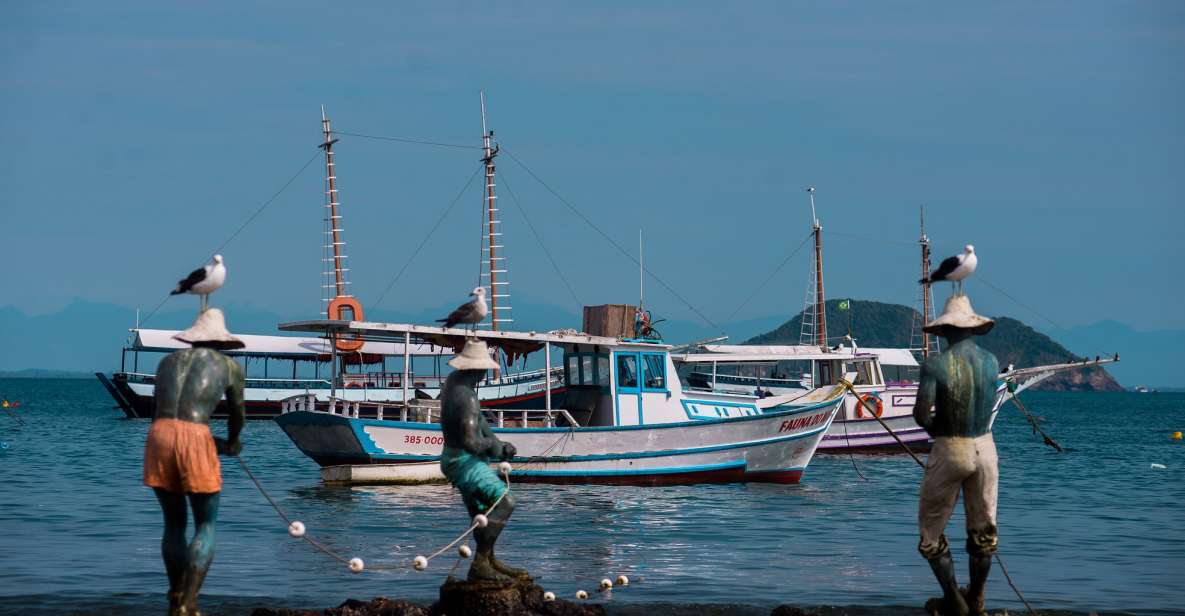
[778,413,828,433]
[404,434,445,446]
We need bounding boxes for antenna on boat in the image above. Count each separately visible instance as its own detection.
[799,187,827,349]
[639,228,644,312]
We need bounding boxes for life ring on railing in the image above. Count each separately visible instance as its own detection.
[855,392,883,419]
[327,296,365,352]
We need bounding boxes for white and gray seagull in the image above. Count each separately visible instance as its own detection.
[171,254,226,311]
[436,287,488,333]
[921,244,977,295]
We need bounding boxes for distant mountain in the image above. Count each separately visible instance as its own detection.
[0,368,93,379]
[745,299,1123,392]
[1043,320,1185,391]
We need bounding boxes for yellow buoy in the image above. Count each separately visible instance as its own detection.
[1172,431,1182,440]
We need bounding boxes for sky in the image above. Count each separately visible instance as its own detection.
[2,2,1183,334]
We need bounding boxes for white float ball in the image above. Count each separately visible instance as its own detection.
[287,521,306,538]
[473,513,489,528]
[599,578,613,590]
[542,591,556,602]
[498,461,512,475]
[348,557,365,573]
[616,575,629,587]
[575,590,588,600]
[413,555,428,571]
[458,545,472,558]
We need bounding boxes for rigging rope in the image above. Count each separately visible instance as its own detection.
[333,130,483,150]
[501,147,724,334]
[499,173,584,313]
[370,165,484,312]
[139,151,323,327]
[725,230,814,322]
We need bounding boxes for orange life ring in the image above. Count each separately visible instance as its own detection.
[327,296,365,352]
[856,392,883,419]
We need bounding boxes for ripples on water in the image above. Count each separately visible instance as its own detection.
[0,380,1181,615]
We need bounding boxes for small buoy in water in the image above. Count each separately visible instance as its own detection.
[349,557,365,573]
[458,545,472,559]
[616,575,629,587]
[499,461,512,475]
[473,513,489,528]
[0,441,8,450]
[599,578,612,590]
[288,521,306,538]
[413,555,428,570]
[575,590,588,600]
[1173,431,1182,440]
[543,591,555,602]
[1,401,8,408]
[1151,463,1167,470]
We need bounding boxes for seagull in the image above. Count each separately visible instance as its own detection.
[171,254,226,311]
[920,244,977,295]
[436,287,488,333]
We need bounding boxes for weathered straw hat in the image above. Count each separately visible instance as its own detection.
[448,340,500,371]
[924,295,994,336]
[173,308,246,350]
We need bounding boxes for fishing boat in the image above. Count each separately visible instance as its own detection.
[96,105,562,419]
[273,320,844,485]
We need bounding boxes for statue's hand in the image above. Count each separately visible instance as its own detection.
[214,436,242,456]
[500,442,517,461]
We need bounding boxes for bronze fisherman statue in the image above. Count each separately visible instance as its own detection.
[439,340,527,582]
[912,295,1000,616]
[142,308,246,615]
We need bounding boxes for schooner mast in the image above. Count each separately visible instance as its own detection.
[910,205,939,359]
[799,186,828,348]
[319,106,364,353]
[479,92,512,331]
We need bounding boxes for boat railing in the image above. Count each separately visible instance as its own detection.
[279,393,580,428]
[122,372,335,389]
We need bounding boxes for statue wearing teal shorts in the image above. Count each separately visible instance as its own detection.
[440,340,527,582]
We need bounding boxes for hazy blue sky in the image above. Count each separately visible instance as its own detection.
[3,2,1183,332]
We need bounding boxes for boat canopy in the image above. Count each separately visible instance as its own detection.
[127,328,444,360]
[859,348,919,368]
[276,320,666,360]
[670,344,918,367]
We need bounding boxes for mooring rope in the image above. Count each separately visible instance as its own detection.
[840,381,1036,614]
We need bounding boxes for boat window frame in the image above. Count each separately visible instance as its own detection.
[640,352,668,393]
[615,353,640,392]
[566,351,611,388]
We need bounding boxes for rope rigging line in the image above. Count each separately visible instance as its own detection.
[370,165,484,312]
[333,130,483,150]
[499,172,584,312]
[725,230,814,322]
[500,146,724,334]
[139,151,323,327]
[974,274,1066,332]
[235,453,512,572]
[841,380,1036,615]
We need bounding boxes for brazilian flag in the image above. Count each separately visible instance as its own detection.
[837,299,850,311]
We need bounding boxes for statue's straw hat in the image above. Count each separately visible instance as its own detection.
[173,308,246,350]
[448,340,500,371]
[924,295,994,336]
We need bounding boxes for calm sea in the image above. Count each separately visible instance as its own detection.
[0,379,1181,615]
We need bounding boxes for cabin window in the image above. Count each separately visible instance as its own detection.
[642,353,667,391]
[581,356,595,386]
[617,355,638,389]
[596,356,611,386]
[817,361,834,386]
[846,361,874,386]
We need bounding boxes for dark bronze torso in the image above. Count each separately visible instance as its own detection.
[153,347,243,424]
[916,338,1000,438]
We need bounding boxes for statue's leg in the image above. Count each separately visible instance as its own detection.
[487,492,528,578]
[469,491,517,581]
[919,447,970,616]
[154,488,188,614]
[962,438,999,616]
[177,491,220,615]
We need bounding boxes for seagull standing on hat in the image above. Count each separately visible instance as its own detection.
[171,255,226,311]
[921,245,977,295]
[437,287,488,334]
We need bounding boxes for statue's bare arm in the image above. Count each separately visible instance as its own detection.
[913,363,937,435]
[223,357,246,454]
[463,411,515,461]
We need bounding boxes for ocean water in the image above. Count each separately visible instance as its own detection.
[0,379,1181,615]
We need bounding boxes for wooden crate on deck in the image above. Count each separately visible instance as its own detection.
[583,304,637,339]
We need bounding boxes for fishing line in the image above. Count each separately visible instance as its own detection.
[139,151,322,327]
[725,230,814,323]
[842,380,1036,614]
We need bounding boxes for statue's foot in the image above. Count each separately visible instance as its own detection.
[491,557,530,579]
[961,587,986,616]
[467,557,512,583]
[924,595,969,616]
